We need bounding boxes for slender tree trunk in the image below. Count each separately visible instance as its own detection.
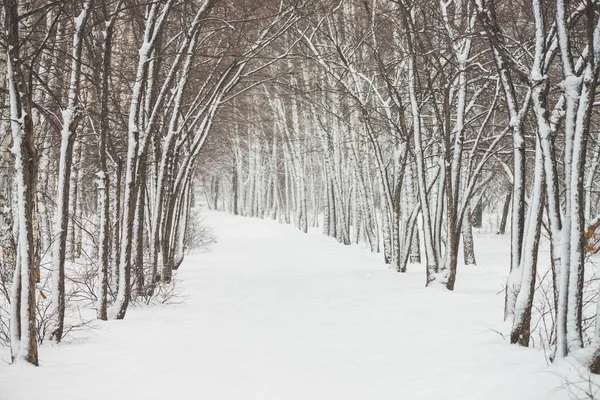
[67,141,82,261]
[232,157,239,215]
[5,0,39,364]
[510,144,546,346]
[95,5,117,320]
[133,163,147,298]
[111,162,122,292]
[497,190,511,235]
[50,1,92,342]
[462,206,476,265]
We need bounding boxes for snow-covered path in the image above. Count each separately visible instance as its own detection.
[1,210,570,399]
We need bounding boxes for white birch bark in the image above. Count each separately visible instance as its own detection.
[4,0,38,365]
[50,1,92,342]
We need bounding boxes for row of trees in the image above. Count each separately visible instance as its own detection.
[2,0,600,375]
[0,0,307,365]
[200,0,600,371]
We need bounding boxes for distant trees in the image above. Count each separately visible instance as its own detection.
[200,0,600,373]
[206,0,505,286]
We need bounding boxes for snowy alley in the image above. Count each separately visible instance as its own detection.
[0,210,574,400]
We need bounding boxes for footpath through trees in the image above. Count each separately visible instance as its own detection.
[0,210,571,400]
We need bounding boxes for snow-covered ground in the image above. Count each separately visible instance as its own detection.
[0,210,578,399]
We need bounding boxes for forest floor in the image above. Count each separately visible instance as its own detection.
[0,209,586,399]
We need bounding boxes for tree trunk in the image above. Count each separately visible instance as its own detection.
[510,144,545,346]
[5,0,39,364]
[133,163,147,298]
[50,1,92,343]
[462,206,476,265]
[497,190,511,235]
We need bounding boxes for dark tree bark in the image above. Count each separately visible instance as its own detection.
[50,0,92,343]
[409,231,421,264]
[463,206,476,265]
[5,0,39,365]
[95,1,118,321]
[232,157,239,215]
[472,200,483,228]
[497,190,511,235]
[134,161,147,297]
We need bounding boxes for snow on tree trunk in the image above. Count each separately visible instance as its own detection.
[95,4,118,321]
[510,142,545,346]
[113,0,174,320]
[4,0,39,365]
[50,1,92,342]
[462,206,476,266]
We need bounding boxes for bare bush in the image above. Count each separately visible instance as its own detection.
[184,209,217,253]
[558,363,600,400]
[530,257,600,363]
[131,277,186,307]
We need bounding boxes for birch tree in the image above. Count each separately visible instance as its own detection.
[49,0,93,343]
[4,0,39,365]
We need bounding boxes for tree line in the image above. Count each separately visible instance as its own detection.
[200,0,600,371]
[2,0,600,375]
[1,0,305,365]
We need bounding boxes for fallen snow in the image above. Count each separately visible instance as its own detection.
[0,210,576,399]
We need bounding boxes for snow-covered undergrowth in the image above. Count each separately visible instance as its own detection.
[0,209,592,399]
